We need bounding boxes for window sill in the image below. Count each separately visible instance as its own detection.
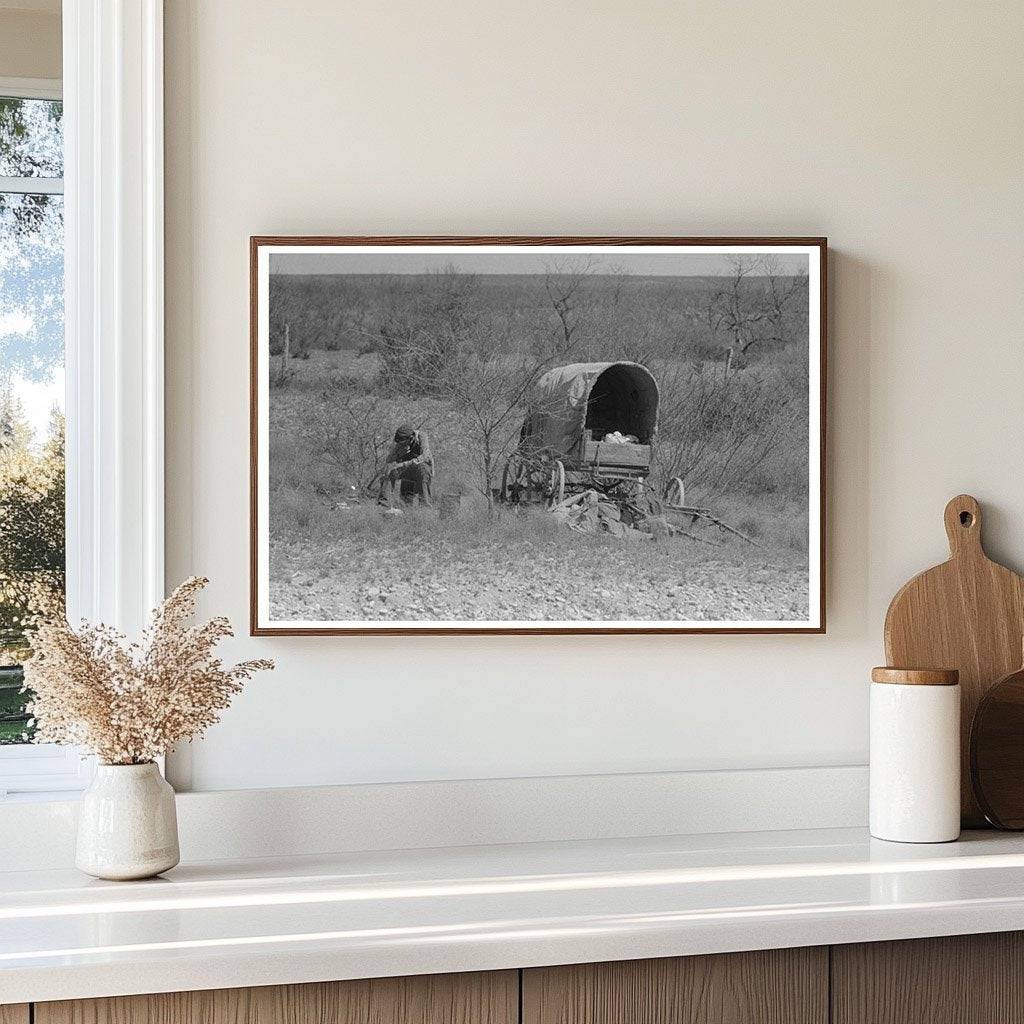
[0,744,93,799]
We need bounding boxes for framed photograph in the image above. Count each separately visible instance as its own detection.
[251,236,826,635]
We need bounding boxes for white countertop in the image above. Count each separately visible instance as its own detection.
[4,826,1024,1004]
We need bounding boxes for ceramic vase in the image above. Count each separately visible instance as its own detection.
[76,762,180,880]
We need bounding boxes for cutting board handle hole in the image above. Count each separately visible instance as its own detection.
[944,495,983,556]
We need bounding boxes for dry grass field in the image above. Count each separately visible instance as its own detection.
[266,265,812,624]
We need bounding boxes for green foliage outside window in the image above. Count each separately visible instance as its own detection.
[0,398,65,743]
[0,95,65,745]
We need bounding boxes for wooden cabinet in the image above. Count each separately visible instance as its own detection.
[522,948,828,1024]
[23,932,1024,1024]
[832,932,1024,1024]
[34,971,517,1024]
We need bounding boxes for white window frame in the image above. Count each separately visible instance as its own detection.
[0,77,64,193]
[0,0,165,799]
[0,77,61,101]
[0,75,85,797]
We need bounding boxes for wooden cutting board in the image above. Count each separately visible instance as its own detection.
[884,494,1024,826]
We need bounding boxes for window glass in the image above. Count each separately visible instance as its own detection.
[0,98,63,178]
[0,97,64,746]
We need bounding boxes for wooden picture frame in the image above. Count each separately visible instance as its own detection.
[251,236,827,635]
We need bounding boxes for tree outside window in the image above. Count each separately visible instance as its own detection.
[0,94,65,745]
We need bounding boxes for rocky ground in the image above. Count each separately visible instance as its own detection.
[268,505,809,624]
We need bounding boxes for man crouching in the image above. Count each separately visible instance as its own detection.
[378,423,433,507]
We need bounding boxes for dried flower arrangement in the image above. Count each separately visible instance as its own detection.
[23,577,273,765]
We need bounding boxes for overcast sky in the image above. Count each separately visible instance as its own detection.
[270,251,809,277]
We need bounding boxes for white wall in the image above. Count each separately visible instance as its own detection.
[164,0,1024,792]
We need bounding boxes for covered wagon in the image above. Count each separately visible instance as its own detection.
[500,361,684,509]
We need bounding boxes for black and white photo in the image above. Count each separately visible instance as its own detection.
[251,238,825,634]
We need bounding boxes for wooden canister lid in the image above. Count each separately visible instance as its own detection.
[871,667,959,686]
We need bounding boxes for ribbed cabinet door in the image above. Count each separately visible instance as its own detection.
[34,971,518,1024]
[0,1006,29,1024]
[522,949,828,1024]
[832,933,1024,1024]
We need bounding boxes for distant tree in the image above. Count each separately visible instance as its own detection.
[376,266,476,393]
[706,256,809,378]
[761,255,809,349]
[706,256,767,378]
[537,256,597,360]
[0,393,33,452]
[0,399,65,664]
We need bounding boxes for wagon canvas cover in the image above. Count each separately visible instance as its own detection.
[522,361,660,460]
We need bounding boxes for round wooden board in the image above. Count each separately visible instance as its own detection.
[971,664,1024,829]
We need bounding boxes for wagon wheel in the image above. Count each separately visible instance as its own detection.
[641,478,664,518]
[501,455,529,504]
[547,460,565,508]
[664,476,686,508]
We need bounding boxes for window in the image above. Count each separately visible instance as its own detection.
[0,5,166,797]
[0,80,84,797]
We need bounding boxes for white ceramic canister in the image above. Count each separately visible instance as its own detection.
[869,667,961,843]
[76,762,180,880]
